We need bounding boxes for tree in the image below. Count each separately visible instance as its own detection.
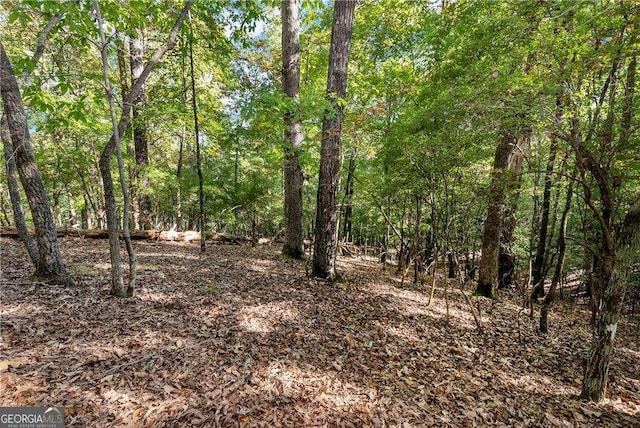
[312,0,357,279]
[1,11,64,270]
[1,113,38,265]
[129,28,153,230]
[95,0,193,296]
[540,176,573,334]
[94,0,137,297]
[0,42,74,285]
[572,53,638,402]
[530,139,558,299]
[475,131,514,298]
[281,0,304,259]
[187,11,206,253]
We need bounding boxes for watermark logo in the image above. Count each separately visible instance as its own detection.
[0,407,64,428]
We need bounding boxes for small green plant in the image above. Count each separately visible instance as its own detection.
[198,285,221,296]
[69,262,104,275]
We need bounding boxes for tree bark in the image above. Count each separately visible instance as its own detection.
[476,130,513,297]
[281,0,304,259]
[312,0,356,279]
[581,221,637,401]
[498,130,530,289]
[95,0,138,297]
[1,113,38,265]
[130,28,153,230]
[0,43,73,285]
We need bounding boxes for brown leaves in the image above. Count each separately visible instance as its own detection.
[0,237,639,426]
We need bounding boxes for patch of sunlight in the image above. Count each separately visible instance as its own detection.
[135,290,190,303]
[244,258,278,273]
[367,281,431,305]
[377,322,422,342]
[92,262,113,270]
[503,372,578,396]
[102,388,133,404]
[136,252,202,261]
[620,346,640,359]
[0,303,45,316]
[263,360,371,410]
[237,302,301,333]
[365,281,477,329]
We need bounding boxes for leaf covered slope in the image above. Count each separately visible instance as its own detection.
[1,237,638,426]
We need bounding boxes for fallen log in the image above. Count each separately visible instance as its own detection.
[0,226,157,240]
[0,227,256,244]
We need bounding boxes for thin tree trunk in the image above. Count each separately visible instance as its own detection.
[579,54,637,402]
[188,11,205,253]
[1,113,38,265]
[93,0,192,295]
[0,43,73,285]
[176,40,187,231]
[282,0,304,259]
[531,140,558,299]
[540,178,573,334]
[312,0,356,279]
[94,0,137,297]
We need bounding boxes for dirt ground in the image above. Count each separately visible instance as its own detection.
[1,236,638,427]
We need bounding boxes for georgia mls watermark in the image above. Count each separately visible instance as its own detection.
[0,407,64,428]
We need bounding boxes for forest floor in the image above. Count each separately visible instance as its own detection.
[1,237,639,427]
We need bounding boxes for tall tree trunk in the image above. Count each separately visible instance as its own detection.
[498,130,531,289]
[130,28,153,230]
[188,11,205,253]
[476,130,513,298]
[540,178,573,334]
[0,43,73,285]
[312,0,356,279]
[1,113,38,265]
[176,40,187,231]
[531,140,558,299]
[281,0,304,259]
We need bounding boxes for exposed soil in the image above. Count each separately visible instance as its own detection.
[1,237,638,427]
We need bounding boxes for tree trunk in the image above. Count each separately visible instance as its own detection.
[188,11,205,253]
[0,43,73,285]
[579,54,638,402]
[93,0,193,294]
[130,29,153,230]
[281,0,304,259]
[94,0,138,297]
[476,130,513,297]
[531,140,558,299]
[498,130,530,289]
[540,178,573,334]
[176,40,187,231]
[312,0,356,279]
[1,113,39,265]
